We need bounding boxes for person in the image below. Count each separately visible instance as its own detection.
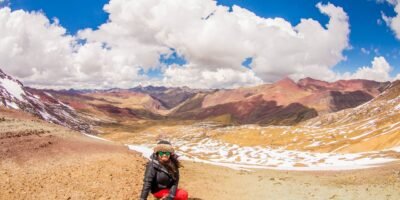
[140,140,188,200]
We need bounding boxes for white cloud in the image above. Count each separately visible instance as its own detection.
[0,7,149,89]
[374,48,381,55]
[161,64,263,89]
[382,0,400,40]
[0,1,367,89]
[361,48,370,55]
[339,56,397,82]
[242,2,350,82]
[377,18,383,25]
[395,73,400,81]
[0,8,75,80]
[79,0,350,85]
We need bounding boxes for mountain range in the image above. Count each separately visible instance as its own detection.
[0,68,392,131]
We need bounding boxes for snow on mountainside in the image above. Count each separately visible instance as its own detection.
[300,80,400,152]
[0,69,90,132]
[122,81,400,170]
[0,71,26,108]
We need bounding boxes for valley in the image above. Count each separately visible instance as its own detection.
[1,69,400,199]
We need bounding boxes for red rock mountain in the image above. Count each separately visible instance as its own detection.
[45,77,389,126]
[169,77,390,125]
[0,67,391,126]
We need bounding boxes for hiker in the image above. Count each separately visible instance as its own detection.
[139,140,188,200]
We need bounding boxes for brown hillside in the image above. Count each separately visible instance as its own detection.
[0,107,147,200]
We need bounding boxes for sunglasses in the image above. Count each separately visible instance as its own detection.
[158,151,171,156]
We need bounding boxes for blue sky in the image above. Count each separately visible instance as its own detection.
[1,0,400,89]
[7,0,400,76]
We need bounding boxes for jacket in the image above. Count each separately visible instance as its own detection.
[140,154,179,200]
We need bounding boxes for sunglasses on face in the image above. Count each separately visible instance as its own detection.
[158,151,171,156]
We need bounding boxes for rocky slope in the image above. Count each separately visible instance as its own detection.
[130,85,213,109]
[0,69,90,132]
[169,78,389,125]
[3,65,389,128]
[44,89,167,123]
[0,107,147,200]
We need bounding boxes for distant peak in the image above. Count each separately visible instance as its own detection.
[275,77,297,86]
[334,79,380,84]
[298,77,328,84]
[276,77,295,84]
[0,68,24,87]
[0,68,9,79]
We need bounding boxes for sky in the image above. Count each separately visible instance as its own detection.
[0,0,400,89]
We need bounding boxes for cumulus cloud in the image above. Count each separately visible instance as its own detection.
[338,56,398,82]
[382,0,400,39]
[78,0,350,87]
[161,64,263,89]
[0,7,150,89]
[0,1,361,89]
[0,8,75,80]
[395,73,400,80]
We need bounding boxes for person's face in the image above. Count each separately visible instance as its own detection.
[158,151,171,163]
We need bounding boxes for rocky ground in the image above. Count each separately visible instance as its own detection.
[180,161,400,200]
[0,108,147,200]
[1,107,400,200]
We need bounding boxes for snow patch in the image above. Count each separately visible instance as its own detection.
[127,145,154,159]
[5,100,19,109]
[0,78,25,101]
[390,146,400,151]
[127,138,399,171]
[82,133,111,142]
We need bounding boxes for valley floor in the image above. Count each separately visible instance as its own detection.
[180,161,400,200]
[2,133,399,200]
[1,108,400,200]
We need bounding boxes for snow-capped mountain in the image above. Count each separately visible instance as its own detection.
[0,69,90,132]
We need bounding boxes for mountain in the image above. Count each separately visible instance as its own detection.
[57,85,212,110]
[299,80,400,152]
[166,80,400,155]
[130,85,215,109]
[40,85,215,124]
[43,88,167,123]
[0,69,90,132]
[297,78,389,112]
[168,77,390,125]
[297,77,388,95]
[40,77,391,126]
[6,65,389,127]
